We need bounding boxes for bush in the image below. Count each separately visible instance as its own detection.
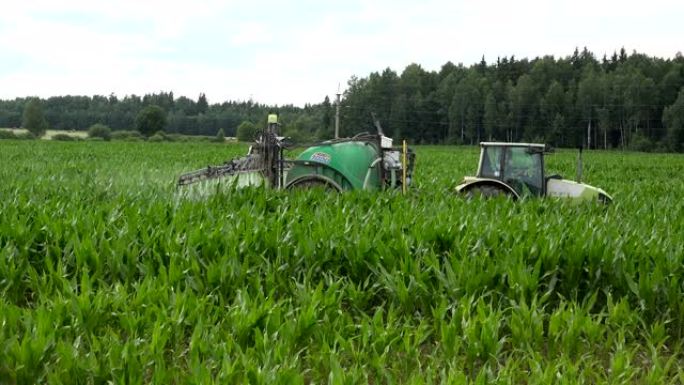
[192,135,214,142]
[628,132,655,152]
[0,130,35,140]
[111,130,144,141]
[283,127,313,144]
[136,105,167,137]
[236,121,257,142]
[51,133,78,141]
[22,98,48,137]
[214,128,226,143]
[88,124,112,141]
[164,133,185,142]
[148,134,165,142]
[15,132,35,140]
[444,135,463,145]
[0,130,17,139]
[86,137,105,142]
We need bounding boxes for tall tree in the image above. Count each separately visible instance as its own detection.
[663,88,684,151]
[22,98,48,137]
[577,69,603,148]
[197,93,209,114]
[483,91,498,141]
[320,96,332,138]
[135,105,167,137]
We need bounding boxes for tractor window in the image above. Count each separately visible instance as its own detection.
[503,147,543,195]
[479,147,503,178]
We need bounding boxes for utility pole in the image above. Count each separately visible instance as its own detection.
[587,120,591,149]
[335,84,341,139]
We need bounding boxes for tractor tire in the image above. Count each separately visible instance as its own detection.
[598,193,612,205]
[464,184,514,199]
[287,177,341,192]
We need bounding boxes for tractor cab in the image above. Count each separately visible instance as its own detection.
[477,142,548,197]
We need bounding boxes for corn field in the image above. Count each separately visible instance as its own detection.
[1,140,684,384]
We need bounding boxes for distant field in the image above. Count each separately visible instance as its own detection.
[1,128,237,142]
[1,128,88,139]
[1,141,684,383]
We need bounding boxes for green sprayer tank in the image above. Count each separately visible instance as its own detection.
[285,140,383,190]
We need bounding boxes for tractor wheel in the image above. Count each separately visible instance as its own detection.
[598,193,612,205]
[464,184,514,199]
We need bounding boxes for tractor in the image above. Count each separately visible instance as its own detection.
[178,114,415,192]
[456,142,612,203]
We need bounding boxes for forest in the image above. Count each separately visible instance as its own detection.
[1,47,683,151]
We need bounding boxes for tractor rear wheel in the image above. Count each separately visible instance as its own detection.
[464,184,514,199]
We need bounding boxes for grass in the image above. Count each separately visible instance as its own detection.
[1,140,683,383]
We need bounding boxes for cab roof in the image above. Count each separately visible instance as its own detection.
[480,142,551,152]
[480,142,545,148]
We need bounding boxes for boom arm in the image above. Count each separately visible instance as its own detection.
[177,113,284,187]
[177,154,264,186]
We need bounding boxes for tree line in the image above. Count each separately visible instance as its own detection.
[1,47,683,151]
[0,92,309,138]
[340,48,684,151]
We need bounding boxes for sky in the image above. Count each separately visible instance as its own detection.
[1,0,682,106]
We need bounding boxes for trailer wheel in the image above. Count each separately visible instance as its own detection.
[286,176,342,192]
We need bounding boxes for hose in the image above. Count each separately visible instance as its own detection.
[362,158,383,190]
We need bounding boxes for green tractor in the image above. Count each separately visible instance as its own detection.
[178,114,415,192]
[456,142,612,203]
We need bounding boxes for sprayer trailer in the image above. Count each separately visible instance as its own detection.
[456,142,612,203]
[177,114,415,192]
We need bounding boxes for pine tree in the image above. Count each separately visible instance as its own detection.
[197,93,209,114]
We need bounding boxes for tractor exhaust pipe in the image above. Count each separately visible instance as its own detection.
[576,146,583,183]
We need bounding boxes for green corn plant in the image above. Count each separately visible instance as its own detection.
[1,141,684,383]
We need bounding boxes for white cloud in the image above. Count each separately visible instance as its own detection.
[1,0,682,106]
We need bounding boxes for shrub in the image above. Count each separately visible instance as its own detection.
[628,132,655,152]
[236,121,257,142]
[15,132,35,140]
[51,133,78,141]
[0,130,17,139]
[214,128,226,143]
[111,130,144,141]
[164,133,185,142]
[283,127,313,143]
[88,124,112,141]
[135,105,167,137]
[148,133,165,142]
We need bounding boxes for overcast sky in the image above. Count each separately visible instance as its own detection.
[1,0,682,106]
